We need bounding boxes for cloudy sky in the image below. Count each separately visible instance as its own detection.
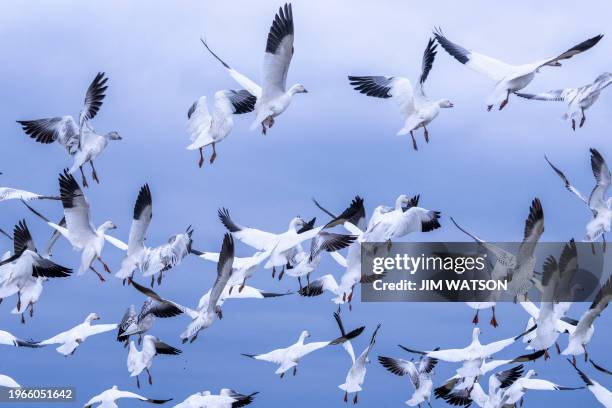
[0,1,610,407]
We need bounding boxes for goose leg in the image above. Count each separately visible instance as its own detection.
[210,143,217,164]
[136,375,140,389]
[344,392,348,403]
[490,306,498,327]
[150,275,155,287]
[157,272,163,286]
[80,166,89,188]
[423,126,429,143]
[410,131,418,151]
[572,355,577,366]
[89,266,105,282]
[499,91,510,110]
[29,303,34,318]
[487,105,493,112]
[146,368,153,385]
[280,372,285,379]
[278,266,285,281]
[555,342,561,354]
[90,161,99,184]
[298,277,302,290]
[579,109,586,128]
[572,119,576,131]
[353,393,358,404]
[239,277,247,293]
[16,292,21,312]
[293,366,297,376]
[272,266,276,279]
[427,400,433,408]
[472,309,479,325]
[198,147,205,168]
[20,313,25,324]
[584,345,588,362]
[603,235,607,252]
[544,349,550,360]
[189,332,199,343]
[261,122,267,135]
[97,257,111,273]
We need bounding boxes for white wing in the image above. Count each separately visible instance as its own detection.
[260,4,294,102]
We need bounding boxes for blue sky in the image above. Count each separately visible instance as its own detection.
[0,1,610,407]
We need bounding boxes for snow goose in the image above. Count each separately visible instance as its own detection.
[570,361,612,407]
[378,349,438,407]
[562,275,611,364]
[0,220,71,315]
[349,38,453,150]
[433,29,603,111]
[546,149,611,248]
[17,72,121,187]
[195,284,290,315]
[439,365,524,407]
[37,312,117,356]
[362,194,441,243]
[400,326,536,381]
[113,184,194,287]
[191,248,271,292]
[451,198,544,308]
[338,324,381,404]
[241,315,364,378]
[0,374,20,388]
[186,90,256,167]
[519,301,578,354]
[517,72,612,130]
[0,179,60,203]
[502,368,583,406]
[218,208,320,278]
[173,389,258,408]
[130,234,235,344]
[83,386,171,408]
[201,3,307,135]
[432,349,545,401]
[117,293,184,346]
[285,231,356,287]
[22,170,121,281]
[127,335,181,388]
[0,329,39,348]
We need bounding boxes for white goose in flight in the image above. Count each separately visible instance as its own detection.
[502,368,583,406]
[0,220,72,315]
[218,208,320,278]
[349,37,453,150]
[83,386,171,408]
[192,248,271,292]
[201,3,307,135]
[117,292,184,346]
[0,172,60,203]
[173,389,258,408]
[433,29,603,111]
[379,349,438,407]
[37,312,117,356]
[338,324,381,404]
[242,316,364,378]
[562,276,611,365]
[571,362,612,408]
[546,149,611,248]
[284,231,356,288]
[17,72,121,187]
[22,170,122,281]
[127,335,181,388]
[362,194,441,242]
[517,72,612,130]
[130,234,235,344]
[186,90,256,167]
[114,184,194,287]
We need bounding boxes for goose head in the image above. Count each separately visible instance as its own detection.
[298,330,310,343]
[105,131,122,141]
[395,194,412,210]
[288,84,308,95]
[98,221,117,233]
[289,217,306,231]
[437,99,454,108]
[85,312,101,323]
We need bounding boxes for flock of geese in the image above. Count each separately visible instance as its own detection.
[1,2,611,408]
